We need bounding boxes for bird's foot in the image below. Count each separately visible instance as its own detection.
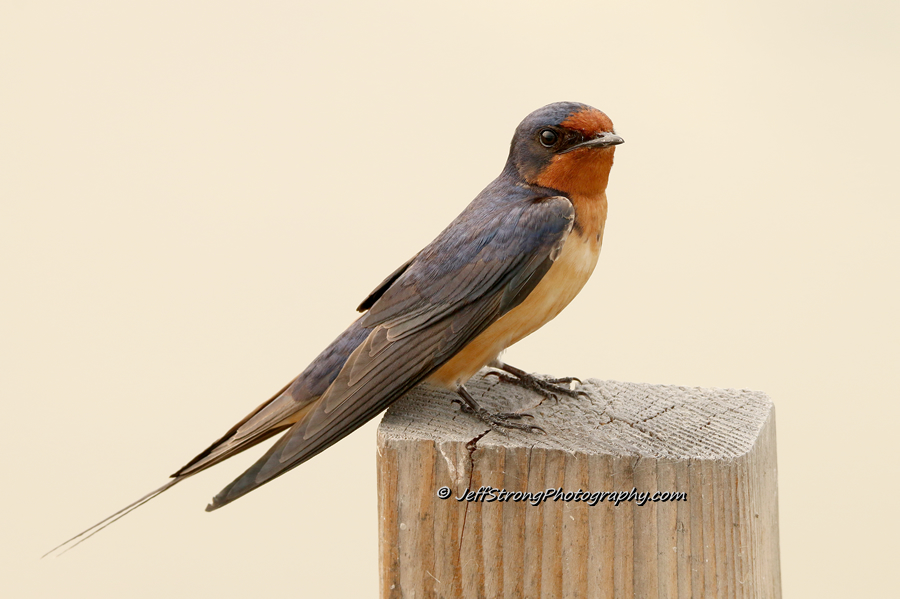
[486,363,588,402]
[453,387,545,433]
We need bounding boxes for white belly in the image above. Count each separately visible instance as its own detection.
[427,229,600,388]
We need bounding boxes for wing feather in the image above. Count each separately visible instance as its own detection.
[206,195,575,510]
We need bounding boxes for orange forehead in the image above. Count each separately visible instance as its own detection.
[561,108,614,135]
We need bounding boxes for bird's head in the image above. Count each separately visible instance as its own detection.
[508,102,623,197]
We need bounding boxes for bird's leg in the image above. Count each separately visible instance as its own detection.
[485,361,588,401]
[453,386,545,433]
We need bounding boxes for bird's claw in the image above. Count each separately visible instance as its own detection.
[545,376,582,385]
[478,409,545,433]
[452,398,543,433]
[486,370,587,401]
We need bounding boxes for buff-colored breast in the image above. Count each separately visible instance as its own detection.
[427,193,606,388]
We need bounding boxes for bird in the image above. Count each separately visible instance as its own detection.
[46,101,623,556]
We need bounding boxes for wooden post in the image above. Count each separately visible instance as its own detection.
[377,372,781,598]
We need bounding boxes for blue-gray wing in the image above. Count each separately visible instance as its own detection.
[207,195,574,509]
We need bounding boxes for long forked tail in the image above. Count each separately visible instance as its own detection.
[43,319,372,557]
[42,478,182,558]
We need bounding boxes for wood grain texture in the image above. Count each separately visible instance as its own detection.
[377,372,781,598]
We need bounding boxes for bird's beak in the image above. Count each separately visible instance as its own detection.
[560,132,624,153]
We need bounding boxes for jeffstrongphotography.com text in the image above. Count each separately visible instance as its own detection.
[438,486,688,507]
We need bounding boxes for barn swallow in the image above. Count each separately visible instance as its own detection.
[47,101,622,555]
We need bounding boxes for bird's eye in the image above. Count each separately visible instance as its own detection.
[539,129,558,147]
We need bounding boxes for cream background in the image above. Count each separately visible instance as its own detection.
[2,1,898,597]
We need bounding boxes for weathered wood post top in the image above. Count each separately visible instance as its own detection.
[377,372,781,599]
